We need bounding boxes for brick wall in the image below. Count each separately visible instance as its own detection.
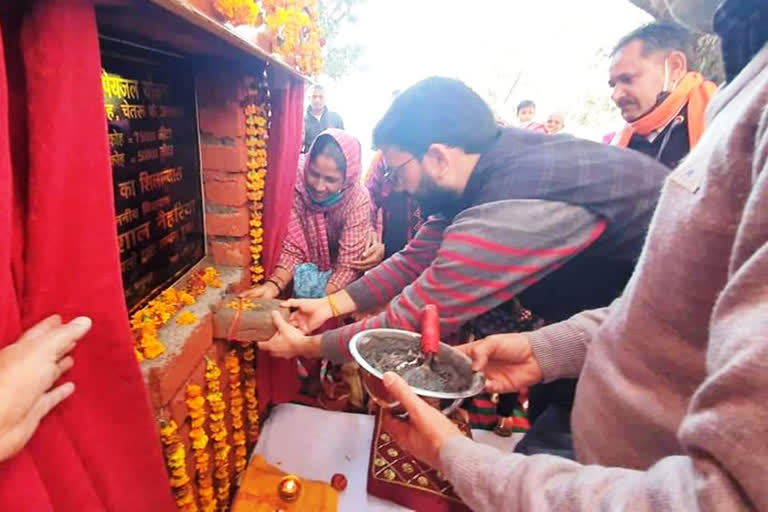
[197,66,255,293]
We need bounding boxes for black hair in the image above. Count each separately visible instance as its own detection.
[516,100,536,114]
[309,134,346,177]
[372,77,498,157]
[612,22,693,66]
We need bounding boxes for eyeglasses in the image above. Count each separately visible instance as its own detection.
[382,157,414,184]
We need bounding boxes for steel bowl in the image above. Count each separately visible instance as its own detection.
[349,328,485,417]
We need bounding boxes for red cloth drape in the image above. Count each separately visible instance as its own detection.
[257,66,304,412]
[0,1,175,510]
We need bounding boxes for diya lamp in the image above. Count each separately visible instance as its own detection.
[277,474,301,502]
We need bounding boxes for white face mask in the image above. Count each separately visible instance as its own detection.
[662,58,680,92]
[663,0,723,33]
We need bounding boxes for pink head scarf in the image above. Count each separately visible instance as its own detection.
[285,129,366,271]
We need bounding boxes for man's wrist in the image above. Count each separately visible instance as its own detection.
[303,335,323,359]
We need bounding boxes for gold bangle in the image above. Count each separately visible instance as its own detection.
[327,294,342,318]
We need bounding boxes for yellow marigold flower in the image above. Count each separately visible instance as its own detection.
[191,416,205,429]
[212,429,228,442]
[134,348,145,362]
[143,340,166,359]
[186,384,203,398]
[185,395,205,410]
[176,311,198,326]
[211,412,225,422]
[170,473,191,488]
[160,420,178,437]
[161,288,179,303]
[192,436,209,451]
[176,492,195,506]
[179,291,196,306]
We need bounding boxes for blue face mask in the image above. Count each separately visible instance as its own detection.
[307,185,343,207]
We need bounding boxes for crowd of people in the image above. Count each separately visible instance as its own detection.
[3,0,765,510]
[248,0,767,509]
[253,20,727,434]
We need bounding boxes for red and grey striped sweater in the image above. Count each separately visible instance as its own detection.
[320,129,670,362]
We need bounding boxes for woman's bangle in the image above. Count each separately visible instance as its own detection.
[266,278,283,293]
[327,293,342,318]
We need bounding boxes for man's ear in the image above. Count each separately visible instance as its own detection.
[425,144,451,181]
[667,50,688,84]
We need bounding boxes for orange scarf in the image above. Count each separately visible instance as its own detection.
[615,72,718,150]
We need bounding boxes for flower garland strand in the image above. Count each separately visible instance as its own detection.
[205,358,231,509]
[159,420,198,512]
[186,384,216,512]
[226,350,248,477]
[131,267,221,362]
[242,345,260,444]
[244,73,270,286]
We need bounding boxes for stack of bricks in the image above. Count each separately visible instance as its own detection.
[197,66,258,294]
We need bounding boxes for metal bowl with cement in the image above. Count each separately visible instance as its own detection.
[349,328,485,416]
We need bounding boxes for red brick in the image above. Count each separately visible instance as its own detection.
[203,170,248,207]
[205,206,249,237]
[146,315,215,409]
[209,236,250,267]
[198,103,245,140]
[201,143,248,173]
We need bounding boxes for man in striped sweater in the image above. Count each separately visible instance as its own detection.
[261,77,670,454]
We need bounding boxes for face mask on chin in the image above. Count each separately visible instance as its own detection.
[663,0,722,33]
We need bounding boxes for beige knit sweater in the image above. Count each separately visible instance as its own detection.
[440,45,768,511]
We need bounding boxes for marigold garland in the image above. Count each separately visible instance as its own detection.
[215,0,323,76]
[226,350,248,477]
[214,0,260,26]
[242,345,260,444]
[205,358,232,509]
[159,420,198,512]
[131,267,221,361]
[244,98,268,286]
[185,384,216,512]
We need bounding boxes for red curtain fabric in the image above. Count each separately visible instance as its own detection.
[257,66,304,412]
[0,1,175,510]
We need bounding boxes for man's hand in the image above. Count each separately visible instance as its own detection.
[0,315,91,462]
[456,333,542,394]
[350,231,385,271]
[258,311,322,359]
[239,282,280,300]
[280,297,334,334]
[382,372,463,470]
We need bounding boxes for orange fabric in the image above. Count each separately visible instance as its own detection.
[232,455,338,512]
[616,72,718,150]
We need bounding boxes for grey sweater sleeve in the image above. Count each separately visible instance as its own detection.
[527,303,615,382]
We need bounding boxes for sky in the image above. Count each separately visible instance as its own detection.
[316,0,653,161]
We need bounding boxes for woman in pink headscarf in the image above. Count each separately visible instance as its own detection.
[242,129,372,299]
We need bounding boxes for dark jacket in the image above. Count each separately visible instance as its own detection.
[302,107,344,152]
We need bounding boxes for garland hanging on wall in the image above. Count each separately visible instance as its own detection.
[160,420,198,512]
[226,349,248,478]
[242,345,260,444]
[244,68,271,286]
[186,384,216,512]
